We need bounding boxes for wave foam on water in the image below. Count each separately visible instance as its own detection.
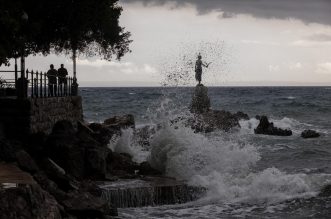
[109,98,330,206]
[147,122,320,204]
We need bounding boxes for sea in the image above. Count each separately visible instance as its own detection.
[81,86,331,218]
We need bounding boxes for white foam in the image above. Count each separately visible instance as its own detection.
[286,96,296,100]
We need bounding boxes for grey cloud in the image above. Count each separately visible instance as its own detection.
[307,34,331,42]
[121,0,331,25]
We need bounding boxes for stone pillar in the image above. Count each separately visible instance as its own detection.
[190,84,210,113]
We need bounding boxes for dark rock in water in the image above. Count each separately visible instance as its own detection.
[46,132,86,179]
[190,84,211,113]
[47,120,113,180]
[234,111,250,121]
[79,181,103,197]
[138,161,162,176]
[15,150,39,174]
[108,152,139,176]
[319,184,331,197]
[0,184,62,219]
[254,116,292,136]
[301,129,320,138]
[187,110,245,133]
[88,123,120,146]
[85,147,110,180]
[77,120,95,137]
[104,114,135,129]
[62,191,117,217]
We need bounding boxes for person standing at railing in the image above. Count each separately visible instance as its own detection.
[47,64,58,97]
[58,64,68,96]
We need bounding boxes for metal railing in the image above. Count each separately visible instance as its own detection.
[26,69,74,98]
[0,67,76,98]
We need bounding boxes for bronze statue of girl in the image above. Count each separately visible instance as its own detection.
[195,54,211,85]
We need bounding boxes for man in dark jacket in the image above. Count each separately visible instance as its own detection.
[47,64,58,96]
[58,64,68,96]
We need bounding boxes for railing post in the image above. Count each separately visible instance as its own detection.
[36,71,39,98]
[14,58,18,87]
[40,72,43,97]
[44,72,46,97]
[31,70,34,98]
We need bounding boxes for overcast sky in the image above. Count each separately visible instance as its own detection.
[1,0,331,86]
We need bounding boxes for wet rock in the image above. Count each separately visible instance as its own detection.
[188,110,242,133]
[254,116,292,136]
[41,158,78,192]
[138,161,162,176]
[104,114,135,129]
[85,147,110,180]
[190,84,210,113]
[234,111,250,120]
[33,173,68,202]
[319,184,331,197]
[52,120,76,136]
[79,181,103,197]
[0,184,62,219]
[0,139,18,162]
[77,120,95,137]
[301,130,320,138]
[88,123,119,146]
[62,192,117,217]
[108,152,139,176]
[15,150,39,174]
[46,123,85,179]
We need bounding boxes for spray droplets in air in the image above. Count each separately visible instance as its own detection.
[159,40,234,87]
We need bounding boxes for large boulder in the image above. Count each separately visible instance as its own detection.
[138,161,162,176]
[88,123,119,146]
[107,152,139,176]
[85,147,110,180]
[62,192,117,218]
[301,130,320,138]
[0,139,19,162]
[40,158,78,192]
[319,184,331,197]
[254,116,292,136]
[104,114,135,129]
[46,121,85,179]
[15,150,39,174]
[0,184,62,219]
[190,84,210,113]
[185,110,248,133]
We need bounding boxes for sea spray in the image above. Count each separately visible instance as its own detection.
[147,122,317,204]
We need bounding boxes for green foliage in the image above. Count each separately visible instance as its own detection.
[0,0,131,66]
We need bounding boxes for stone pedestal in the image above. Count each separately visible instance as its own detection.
[190,84,210,113]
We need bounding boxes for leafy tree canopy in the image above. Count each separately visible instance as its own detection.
[0,0,131,66]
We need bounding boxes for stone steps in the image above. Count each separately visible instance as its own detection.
[99,177,206,208]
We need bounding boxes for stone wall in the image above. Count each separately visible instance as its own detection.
[0,96,83,138]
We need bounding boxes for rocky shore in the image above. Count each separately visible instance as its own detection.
[0,115,162,219]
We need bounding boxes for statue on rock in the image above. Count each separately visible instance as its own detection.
[195,54,211,85]
[190,85,211,113]
[191,54,211,113]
